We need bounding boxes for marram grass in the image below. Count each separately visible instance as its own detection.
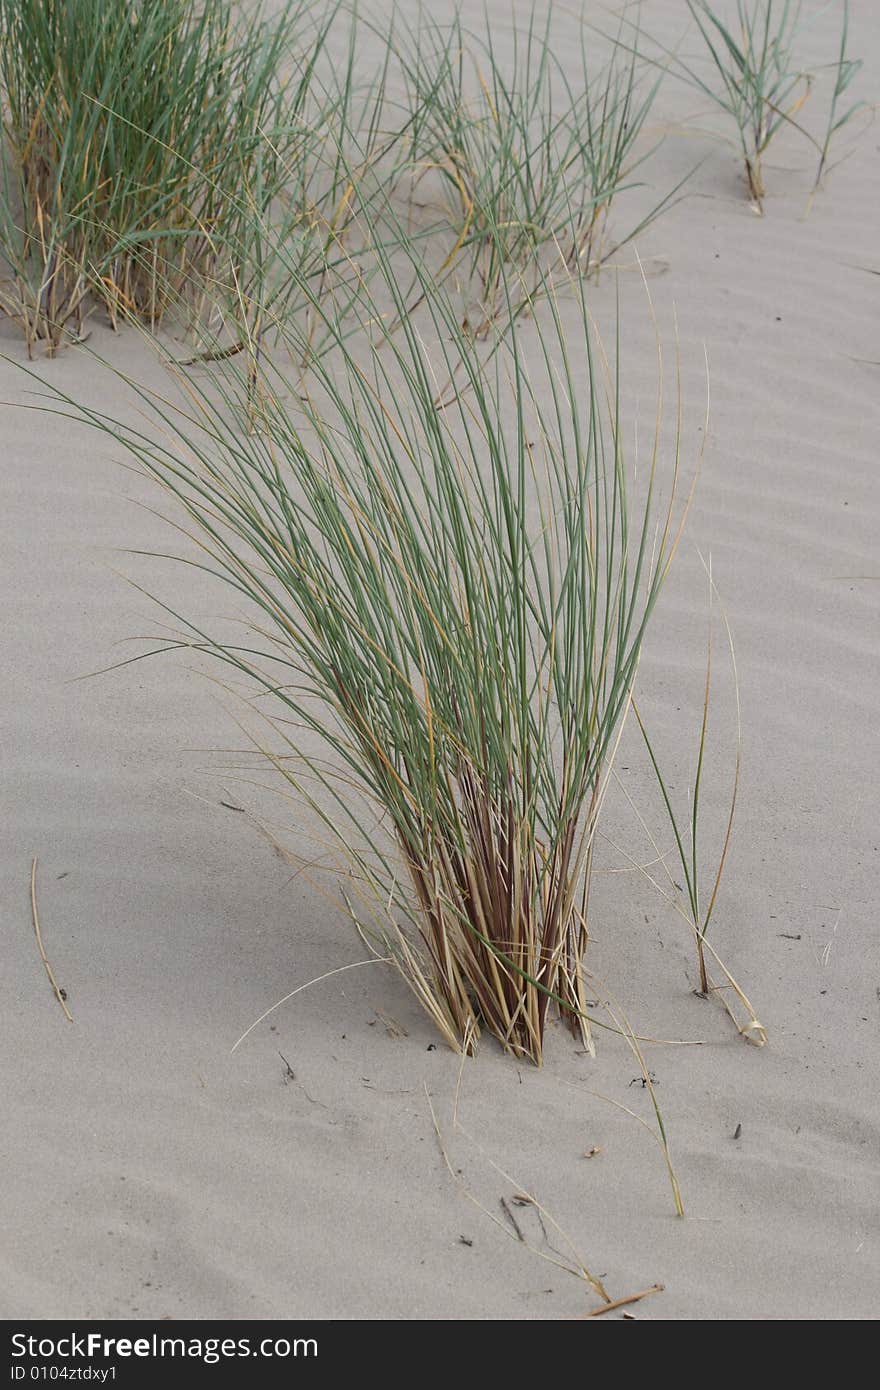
[685,0,808,206]
[0,0,314,354]
[394,5,676,313]
[48,210,691,1065]
[679,0,864,209]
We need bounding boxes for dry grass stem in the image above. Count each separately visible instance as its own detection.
[30,856,73,1022]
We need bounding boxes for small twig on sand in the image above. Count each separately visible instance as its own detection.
[581,1284,664,1318]
[30,857,73,1022]
[499,1196,526,1243]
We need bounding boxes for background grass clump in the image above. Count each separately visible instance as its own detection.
[0,0,306,354]
[395,6,674,319]
[676,0,865,209]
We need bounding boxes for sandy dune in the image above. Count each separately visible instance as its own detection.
[2,1,878,1319]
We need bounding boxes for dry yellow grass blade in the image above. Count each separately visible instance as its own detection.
[30,857,73,1022]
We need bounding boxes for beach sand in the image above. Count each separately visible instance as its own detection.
[2,1,878,1319]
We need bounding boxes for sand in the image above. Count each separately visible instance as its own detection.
[2,0,878,1320]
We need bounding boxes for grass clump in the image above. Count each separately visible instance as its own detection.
[0,0,305,354]
[685,0,809,206]
[680,0,864,209]
[396,6,672,315]
[64,220,690,1065]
